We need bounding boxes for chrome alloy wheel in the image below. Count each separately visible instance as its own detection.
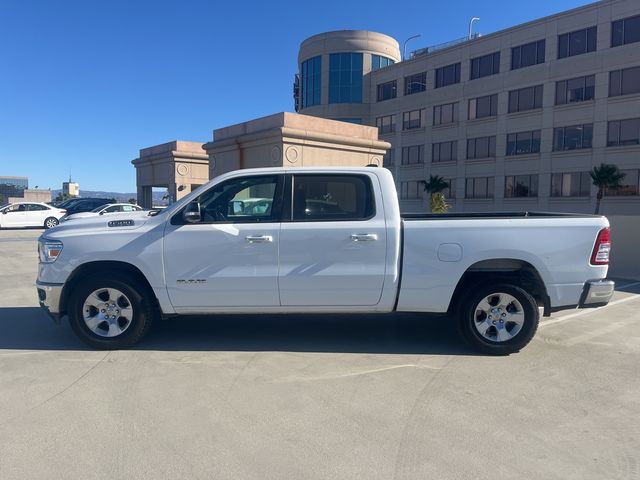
[82,288,133,338]
[45,218,58,228]
[473,292,525,342]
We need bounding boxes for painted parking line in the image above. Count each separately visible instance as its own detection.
[540,293,640,329]
[616,281,640,290]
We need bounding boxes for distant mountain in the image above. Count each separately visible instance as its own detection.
[51,189,169,204]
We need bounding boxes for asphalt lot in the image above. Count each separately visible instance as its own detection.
[0,228,639,480]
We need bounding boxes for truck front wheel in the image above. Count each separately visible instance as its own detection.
[68,273,154,349]
[457,283,539,355]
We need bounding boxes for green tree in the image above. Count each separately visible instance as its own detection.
[420,175,450,213]
[127,198,137,205]
[590,163,626,214]
[55,192,72,202]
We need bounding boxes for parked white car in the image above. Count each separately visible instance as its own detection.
[36,167,614,354]
[0,202,66,229]
[62,203,143,222]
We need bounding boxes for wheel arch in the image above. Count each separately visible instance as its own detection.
[447,258,551,316]
[59,261,159,317]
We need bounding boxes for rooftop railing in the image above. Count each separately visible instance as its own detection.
[410,33,481,60]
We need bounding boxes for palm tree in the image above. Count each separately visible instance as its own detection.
[420,175,450,213]
[590,163,626,214]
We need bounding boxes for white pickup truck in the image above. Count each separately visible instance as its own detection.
[36,167,614,354]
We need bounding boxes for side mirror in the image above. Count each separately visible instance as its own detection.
[183,201,202,223]
[99,211,105,215]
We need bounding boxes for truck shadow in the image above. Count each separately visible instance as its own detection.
[0,307,476,355]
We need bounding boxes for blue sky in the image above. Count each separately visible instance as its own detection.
[0,0,590,192]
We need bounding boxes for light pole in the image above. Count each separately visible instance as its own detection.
[468,17,480,40]
[403,34,422,61]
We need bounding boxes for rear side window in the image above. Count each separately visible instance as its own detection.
[291,175,375,221]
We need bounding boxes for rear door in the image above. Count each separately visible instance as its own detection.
[278,173,387,307]
[26,203,49,226]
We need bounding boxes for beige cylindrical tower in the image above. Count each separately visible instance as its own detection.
[295,30,401,125]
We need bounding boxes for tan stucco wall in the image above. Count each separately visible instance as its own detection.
[204,112,390,178]
[8,189,52,204]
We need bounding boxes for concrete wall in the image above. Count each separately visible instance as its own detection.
[608,215,640,280]
[8,189,52,203]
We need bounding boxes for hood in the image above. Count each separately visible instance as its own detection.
[43,210,155,238]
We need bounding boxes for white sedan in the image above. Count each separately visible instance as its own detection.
[0,202,66,229]
[63,203,144,221]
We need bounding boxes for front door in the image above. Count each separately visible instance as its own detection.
[278,173,388,307]
[163,174,284,311]
[1,204,28,227]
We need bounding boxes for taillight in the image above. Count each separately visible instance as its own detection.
[590,227,611,265]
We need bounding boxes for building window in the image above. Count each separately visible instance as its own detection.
[612,14,640,47]
[377,80,397,102]
[435,63,461,88]
[400,181,424,200]
[558,26,597,59]
[433,102,457,125]
[401,145,424,165]
[301,56,321,108]
[470,51,500,80]
[610,66,640,97]
[467,136,496,160]
[376,115,395,134]
[551,172,591,197]
[405,72,427,95]
[432,141,457,163]
[371,54,395,71]
[468,94,498,119]
[556,75,595,105]
[511,40,545,70]
[465,177,494,199]
[443,178,456,199]
[508,85,543,113]
[383,148,395,168]
[607,118,640,146]
[506,130,541,156]
[605,169,640,196]
[403,109,423,130]
[329,52,363,104]
[553,124,593,151]
[505,175,538,198]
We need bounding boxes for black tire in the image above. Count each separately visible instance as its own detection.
[68,272,154,349]
[44,217,59,229]
[456,282,539,355]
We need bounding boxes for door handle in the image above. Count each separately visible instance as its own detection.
[350,233,378,242]
[246,235,273,244]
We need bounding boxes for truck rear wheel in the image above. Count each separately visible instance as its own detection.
[457,282,539,355]
[68,273,154,349]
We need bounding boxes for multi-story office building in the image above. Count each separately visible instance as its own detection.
[0,176,28,204]
[295,0,640,215]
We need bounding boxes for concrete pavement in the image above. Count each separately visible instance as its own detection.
[0,229,639,480]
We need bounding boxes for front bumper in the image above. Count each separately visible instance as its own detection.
[579,280,615,308]
[36,281,64,323]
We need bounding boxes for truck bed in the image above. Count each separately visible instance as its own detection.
[402,211,600,220]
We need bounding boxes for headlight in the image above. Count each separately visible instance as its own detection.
[38,240,63,263]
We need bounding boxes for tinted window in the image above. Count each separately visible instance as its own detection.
[605,169,639,196]
[371,55,395,71]
[511,40,545,69]
[433,102,457,125]
[432,141,457,163]
[467,136,496,159]
[556,75,595,104]
[175,175,282,224]
[403,110,423,130]
[376,115,395,134]
[612,15,640,47]
[609,66,640,97]
[506,130,541,156]
[465,177,494,199]
[558,27,597,58]
[509,85,543,113]
[470,51,500,79]
[291,175,374,221]
[27,204,48,211]
[301,56,322,108]
[505,175,538,198]
[404,72,427,95]
[435,63,460,88]
[400,181,423,200]
[329,53,363,104]
[401,145,424,165]
[551,172,591,197]
[377,80,397,101]
[553,124,593,151]
[468,94,498,119]
[607,118,640,146]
